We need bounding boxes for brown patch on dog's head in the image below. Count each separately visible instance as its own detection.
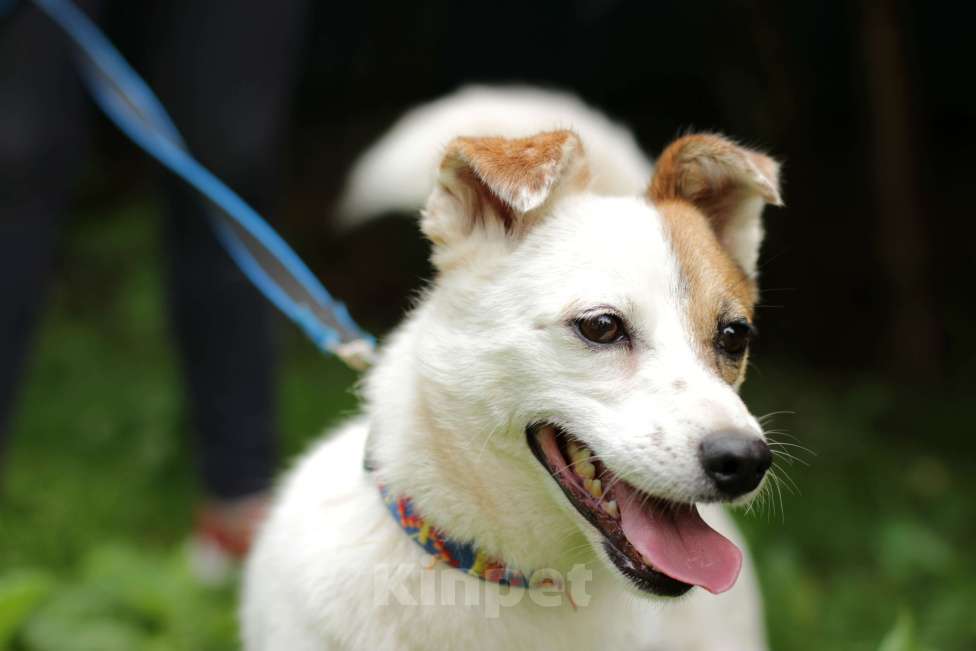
[658,200,756,385]
[422,131,590,265]
[649,134,783,385]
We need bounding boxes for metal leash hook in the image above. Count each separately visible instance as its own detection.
[31,0,377,372]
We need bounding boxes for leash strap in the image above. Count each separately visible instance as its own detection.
[30,0,376,370]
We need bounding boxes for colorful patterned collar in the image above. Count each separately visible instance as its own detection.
[378,484,532,588]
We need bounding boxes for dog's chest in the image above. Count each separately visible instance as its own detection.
[361,541,660,651]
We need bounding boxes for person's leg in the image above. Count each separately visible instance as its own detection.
[0,3,89,468]
[152,0,308,507]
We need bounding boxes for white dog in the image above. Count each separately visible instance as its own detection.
[242,86,782,651]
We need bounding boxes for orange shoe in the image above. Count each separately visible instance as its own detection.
[186,493,270,585]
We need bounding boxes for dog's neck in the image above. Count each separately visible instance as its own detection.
[364,301,590,576]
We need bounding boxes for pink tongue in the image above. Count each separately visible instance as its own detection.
[615,482,742,594]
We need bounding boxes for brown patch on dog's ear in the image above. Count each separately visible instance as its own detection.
[422,131,589,258]
[649,134,782,277]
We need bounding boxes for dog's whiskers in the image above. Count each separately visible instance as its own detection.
[756,410,796,426]
[762,429,803,443]
[770,462,800,495]
[762,425,815,478]
[768,447,810,467]
[766,440,816,456]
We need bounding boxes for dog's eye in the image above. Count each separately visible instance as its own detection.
[576,314,627,345]
[717,320,754,357]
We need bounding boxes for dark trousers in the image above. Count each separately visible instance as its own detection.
[0,0,307,499]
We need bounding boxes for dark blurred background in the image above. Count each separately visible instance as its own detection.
[1,1,973,650]
[85,0,976,385]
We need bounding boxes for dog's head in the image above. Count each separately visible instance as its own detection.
[410,130,781,598]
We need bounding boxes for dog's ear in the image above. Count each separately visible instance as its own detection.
[422,130,589,259]
[648,134,782,277]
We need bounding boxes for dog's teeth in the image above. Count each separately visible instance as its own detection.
[567,441,580,459]
[587,478,603,499]
[567,441,591,465]
[577,461,596,479]
[602,500,619,519]
[583,477,594,494]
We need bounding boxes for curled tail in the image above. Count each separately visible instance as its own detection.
[337,85,653,226]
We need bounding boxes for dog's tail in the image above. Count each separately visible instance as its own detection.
[336,85,653,227]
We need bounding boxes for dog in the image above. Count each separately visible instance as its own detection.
[242,86,782,651]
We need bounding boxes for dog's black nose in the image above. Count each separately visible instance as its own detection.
[699,431,772,498]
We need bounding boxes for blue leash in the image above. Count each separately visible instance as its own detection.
[27,0,376,370]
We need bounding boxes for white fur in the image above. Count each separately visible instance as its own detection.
[243,88,769,650]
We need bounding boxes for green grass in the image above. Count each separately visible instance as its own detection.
[0,205,972,650]
[738,370,975,651]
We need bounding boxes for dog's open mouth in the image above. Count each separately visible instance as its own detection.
[527,424,743,597]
